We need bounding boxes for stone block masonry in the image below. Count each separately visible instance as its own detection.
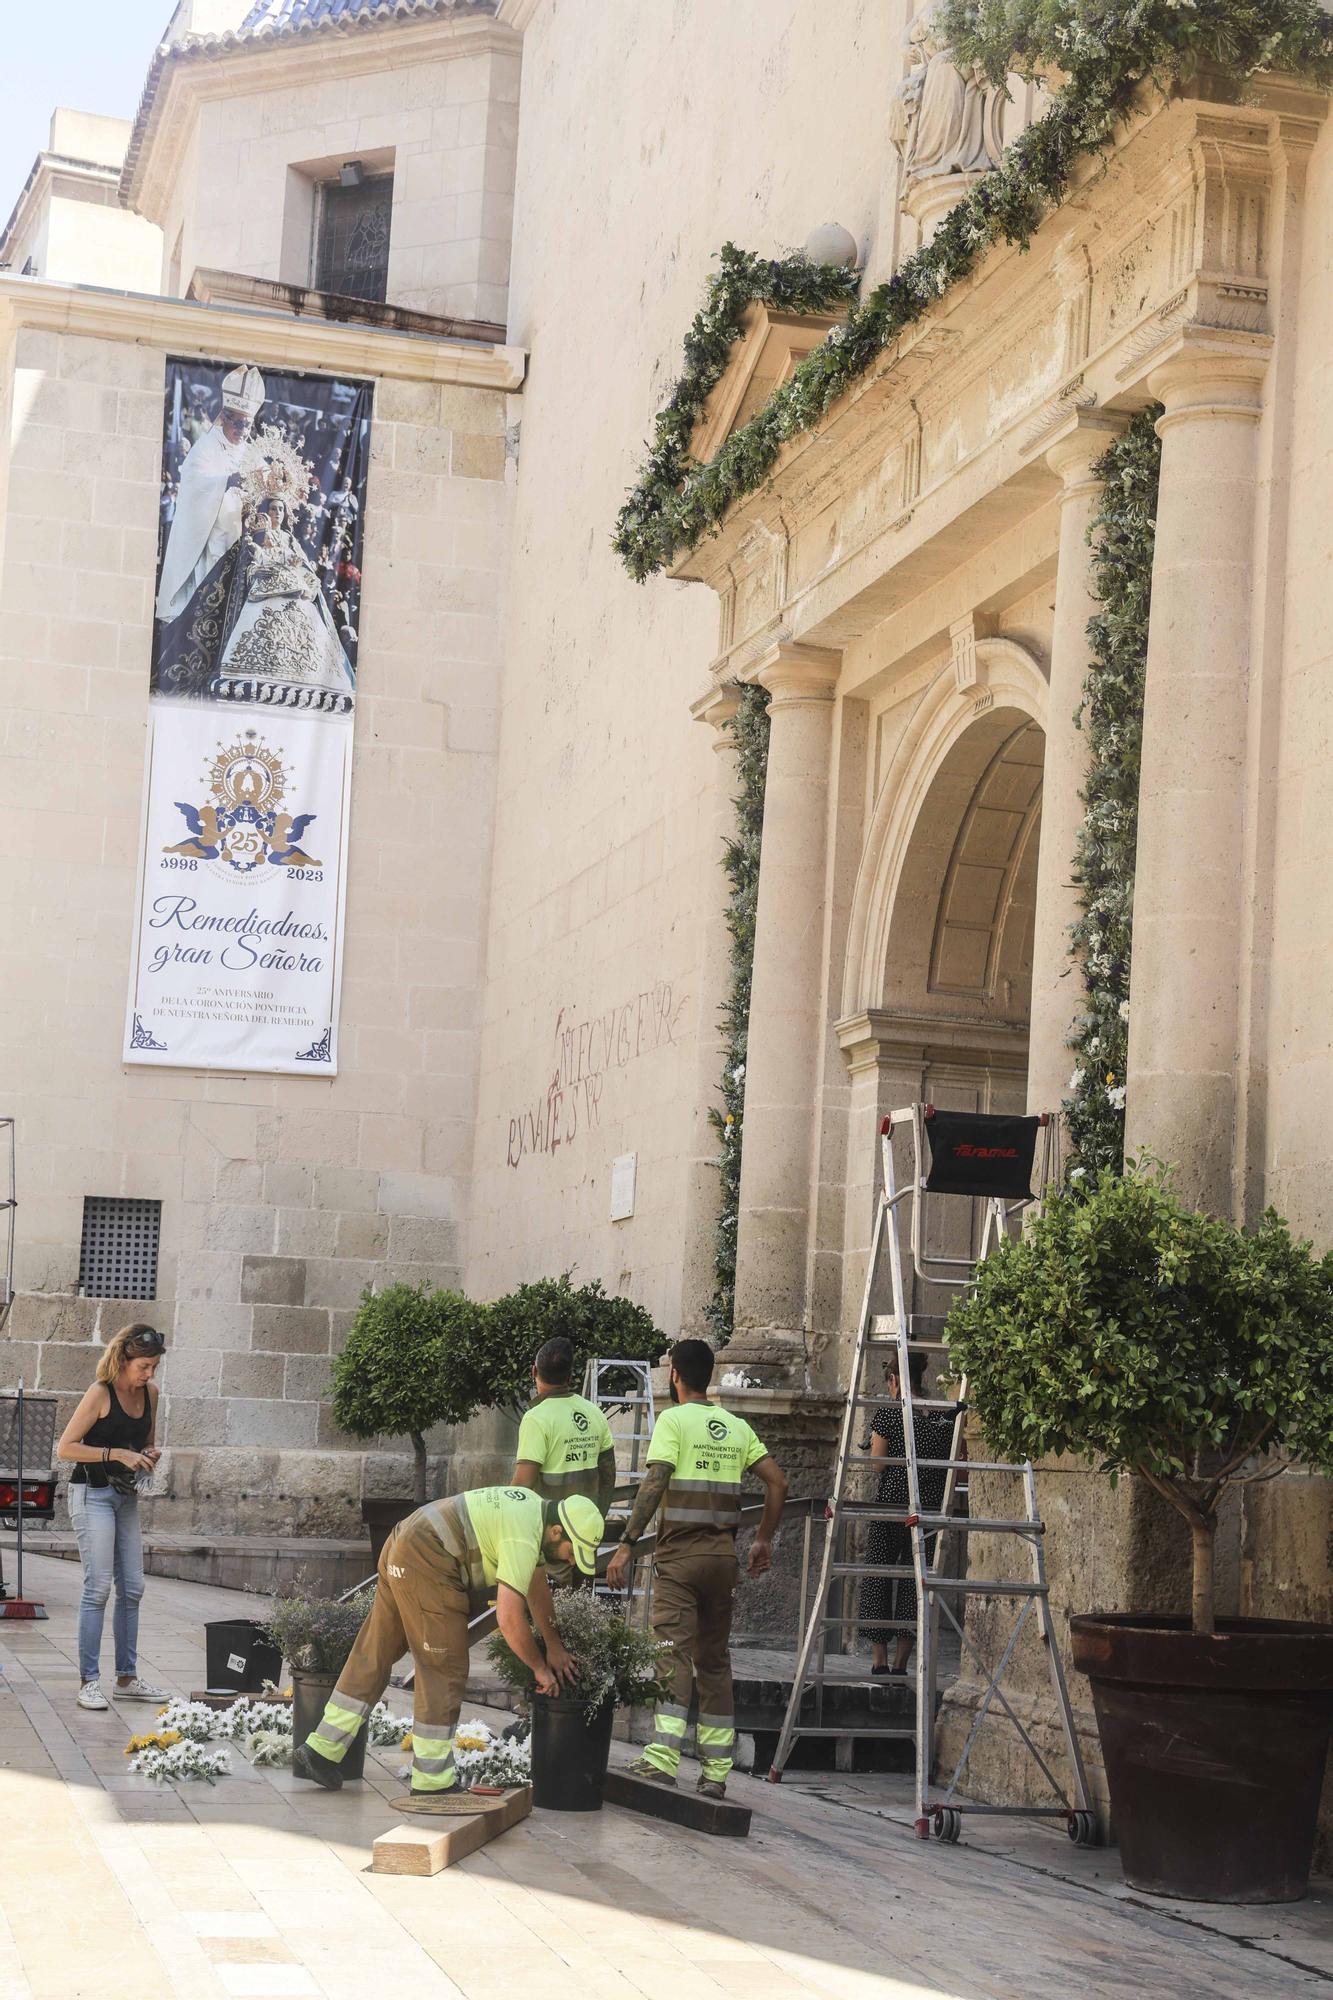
[0,294,516,1535]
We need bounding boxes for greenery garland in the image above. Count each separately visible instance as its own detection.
[705,683,770,1342]
[613,0,1332,581]
[1063,406,1161,1176]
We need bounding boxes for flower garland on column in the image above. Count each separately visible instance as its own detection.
[705,683,770,1342]
[1063,407,1162,1176]
[612,1,1331,581]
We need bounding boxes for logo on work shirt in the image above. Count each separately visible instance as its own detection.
[707,1419,728,1442]
[572,1410,589,1432]
[503,1489,528,1502]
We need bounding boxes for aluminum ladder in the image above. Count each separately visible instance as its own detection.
[768,1103,1097,1849]
[582,1357,656,1601]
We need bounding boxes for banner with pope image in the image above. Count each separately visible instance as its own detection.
[124,357,372,1074]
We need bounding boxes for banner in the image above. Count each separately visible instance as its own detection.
[124,357,372,1074]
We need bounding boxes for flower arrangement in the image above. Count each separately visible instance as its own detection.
[262,1591,374,1675]
[140,1693,409,1774]
[612,0,1333,581]
[488,1587,669,1722]
[128,1737,230,1784]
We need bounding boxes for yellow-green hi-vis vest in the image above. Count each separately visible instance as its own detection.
[516,1391,614,1501]
[646,1402,768,1559]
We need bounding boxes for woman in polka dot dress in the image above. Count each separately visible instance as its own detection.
[858,1352,957,1677]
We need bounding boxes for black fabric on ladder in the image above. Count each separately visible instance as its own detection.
[923,1110,1039,1200]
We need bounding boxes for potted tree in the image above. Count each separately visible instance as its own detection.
[457,1273,666,1420]
[945,1165,1333,1903]
[487,1585,667,1811]
[264,1591,375,1780]
[332,1282,483,1558]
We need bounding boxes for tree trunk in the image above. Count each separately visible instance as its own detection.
[411,1432,428,1507]
[1190,1514,1216,1636]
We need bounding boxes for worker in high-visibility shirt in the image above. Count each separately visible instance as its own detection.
[512,1336,617,1584]
[293,1487,604,1809]
[606,1338,787,1798]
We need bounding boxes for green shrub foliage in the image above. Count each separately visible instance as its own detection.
[458,1275,666,1419]
[331,1282,484,1502]
[945,1166,1333,1630]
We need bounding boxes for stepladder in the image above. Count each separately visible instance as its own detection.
[581,1357,657,1602]
[767,1103,1098,1850]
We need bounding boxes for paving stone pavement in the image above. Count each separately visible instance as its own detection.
[2,1547,1331,2000]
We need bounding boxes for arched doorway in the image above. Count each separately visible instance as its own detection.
[836,638,1048,1330]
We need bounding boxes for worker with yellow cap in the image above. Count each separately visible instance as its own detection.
[294,1487,605,1810]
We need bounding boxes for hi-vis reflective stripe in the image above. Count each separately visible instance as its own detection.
[307,1695,368,1763]
[661,1476,742,1528]
[410,1730,457,1791]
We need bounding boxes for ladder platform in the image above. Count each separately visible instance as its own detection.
[837,1505,1042,1532]
[830,1567,1048,1596]
[851,1395,961,1413]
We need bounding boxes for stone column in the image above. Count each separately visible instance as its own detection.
[729,640,840,1380]
[678,681,741,1336]
[1026,410,1125,1132]
[1125,337,1269,1212]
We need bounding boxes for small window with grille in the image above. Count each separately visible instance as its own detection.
[314,174,393,303]
[78,1197,162,1300]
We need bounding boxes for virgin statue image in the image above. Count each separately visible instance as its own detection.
[888,9,1006,183]
[213,427,356,712]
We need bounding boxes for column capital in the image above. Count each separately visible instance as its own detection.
[1147,330,1270,432]
[689,679,742,735]
[748,640,840,708]
[1044,408,1126,496]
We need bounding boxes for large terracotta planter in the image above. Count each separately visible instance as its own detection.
[1071,1613,1333,1903]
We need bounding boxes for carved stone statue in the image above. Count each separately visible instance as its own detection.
[888,9,1006,186]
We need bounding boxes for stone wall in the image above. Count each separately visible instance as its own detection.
[0,307,510,1525]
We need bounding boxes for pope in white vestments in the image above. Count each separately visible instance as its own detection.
[155,364,265,624]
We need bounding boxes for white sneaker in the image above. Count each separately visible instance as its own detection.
[78,1681,109,1710]
[112,1677,168,1702]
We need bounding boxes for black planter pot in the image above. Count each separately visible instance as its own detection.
[530,1692,615,1811]
[361,1497,417,1569]
[290,1668,368,1781]
[1071,1613,1333,1903]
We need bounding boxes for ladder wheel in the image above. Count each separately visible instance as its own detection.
[932,1807,961,1844]
[1067,1810,1098,1848]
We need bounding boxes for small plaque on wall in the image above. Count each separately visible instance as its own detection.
[610,1154,637,1221]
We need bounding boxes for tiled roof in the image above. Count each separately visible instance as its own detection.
[122,0,499,209]
[239,0,432,31]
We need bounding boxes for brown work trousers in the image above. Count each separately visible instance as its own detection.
[653,1552,737,1716]
[309,1512,471,1792]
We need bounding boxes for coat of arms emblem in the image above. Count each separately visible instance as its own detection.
[165,730,321,873]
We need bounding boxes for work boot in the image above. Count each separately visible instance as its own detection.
[697,1774,727,1801]
[292,1741,343,1791]
[626,1756,677,1789]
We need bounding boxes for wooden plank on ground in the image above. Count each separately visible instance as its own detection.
[371,1787,532,1876]
[603,1767,751,1838]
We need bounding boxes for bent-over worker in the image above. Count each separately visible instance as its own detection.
[512,1336,617,1583]
[293,1486,604,1809]
[606,1339,787,1799]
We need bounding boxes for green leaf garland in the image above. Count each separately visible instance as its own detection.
[613,0,1332,581]
[1063,406,1161,1175]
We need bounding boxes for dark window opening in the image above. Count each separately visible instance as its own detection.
[314,175,393,303]
[78,1197,161,1300]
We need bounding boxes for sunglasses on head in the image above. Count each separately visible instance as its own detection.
[126,1327,165,1357]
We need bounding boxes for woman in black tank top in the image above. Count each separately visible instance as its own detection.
[57,1323,168,1709]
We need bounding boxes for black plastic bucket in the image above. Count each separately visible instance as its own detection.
[291,1670,368,1781]
[530,1692,615,1811]
[204,1618,282,1695]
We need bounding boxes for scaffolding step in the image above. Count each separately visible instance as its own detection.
[830,1568,1047,1596]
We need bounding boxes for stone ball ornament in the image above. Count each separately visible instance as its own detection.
[803,223,859,269]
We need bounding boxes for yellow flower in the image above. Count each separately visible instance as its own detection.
[126,1728,182,1754]
[158,1730,182,1747]
[1106,1072,1116,1086]
[454,1729,488,1752]
[400,1734,413,1752]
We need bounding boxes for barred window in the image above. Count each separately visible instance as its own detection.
[78,1197,161,1301]
[314,175,393,303]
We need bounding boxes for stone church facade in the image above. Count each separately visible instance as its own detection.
[2,0,1332,1824]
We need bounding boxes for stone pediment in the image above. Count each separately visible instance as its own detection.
[691,302,848,465]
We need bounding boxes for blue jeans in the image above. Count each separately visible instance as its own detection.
[69,1483,145,1683]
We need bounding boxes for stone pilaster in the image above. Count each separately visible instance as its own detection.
[729,641,840,1382]
[1125,334,1270,1212]
[1026,410,1125,1134]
